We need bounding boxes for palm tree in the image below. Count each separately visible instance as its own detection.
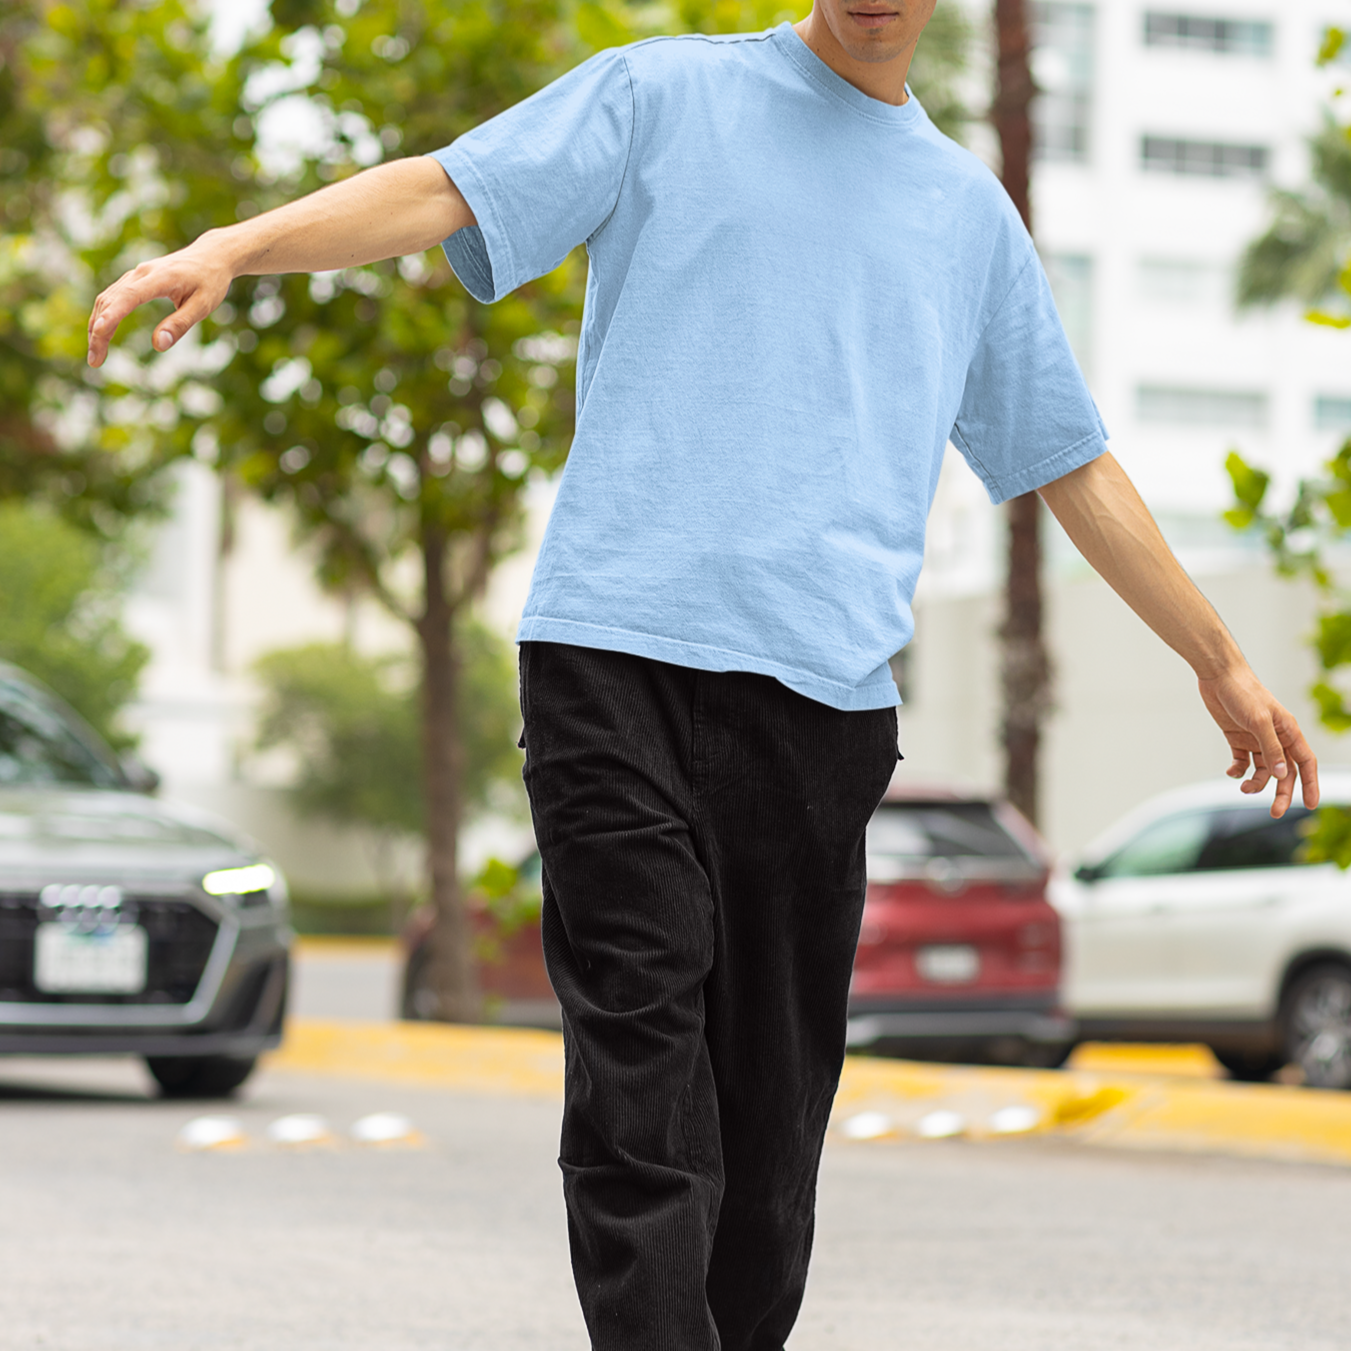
[1238,118,1351,309]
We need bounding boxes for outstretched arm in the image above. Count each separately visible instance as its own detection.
[1038,451,1319,818]
[87,157,473,367]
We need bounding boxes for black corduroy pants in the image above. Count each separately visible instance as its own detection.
[519,641,897,1351]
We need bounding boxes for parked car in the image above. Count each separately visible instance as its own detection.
[846,782,1073,1066]
[1051,775,1351,1089]
[0,662,290,1097]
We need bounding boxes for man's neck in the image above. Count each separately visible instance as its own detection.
[792,11,919,107]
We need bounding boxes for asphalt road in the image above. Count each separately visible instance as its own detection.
[3,1053,1350,1351]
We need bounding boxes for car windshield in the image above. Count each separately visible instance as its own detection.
[867,803,1030,861]
[1096,805,1315,879]
[0,677,123,789]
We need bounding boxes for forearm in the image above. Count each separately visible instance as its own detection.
[209,156,473,277]
[1037,452,1242,680]
[88,157,474,366]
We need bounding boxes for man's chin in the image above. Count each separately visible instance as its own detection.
[838,35,912,64]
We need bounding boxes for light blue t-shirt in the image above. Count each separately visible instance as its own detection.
[431,24,1107,711]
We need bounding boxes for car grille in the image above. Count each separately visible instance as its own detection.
[0,890,218,1006]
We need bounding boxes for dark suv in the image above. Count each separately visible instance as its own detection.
[0,663,290,1096]
[846,783,1072,1066]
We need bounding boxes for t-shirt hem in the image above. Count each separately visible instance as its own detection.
[973,428,1109,505]
[515,616,901,711]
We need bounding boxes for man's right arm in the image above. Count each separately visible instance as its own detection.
[86,156,473,367]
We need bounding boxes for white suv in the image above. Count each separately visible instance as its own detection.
[1050,774,1351,1089]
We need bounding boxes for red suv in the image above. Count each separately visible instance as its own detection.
[846,783,1073,1067]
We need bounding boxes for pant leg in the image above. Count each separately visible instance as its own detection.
[521,642,896,1351]
[521,642,724,1351]
[695,672,898,1351]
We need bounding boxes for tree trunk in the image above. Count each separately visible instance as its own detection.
[418,522,480,1023]
[992,0,1050,826]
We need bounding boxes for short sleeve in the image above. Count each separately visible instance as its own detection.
[428,49,634,303]
[950,251,1108,504]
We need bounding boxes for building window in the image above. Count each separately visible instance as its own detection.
[1143,12,1274,57]
[1315,395,1351,430]
[1137,257,1232,305]
[1137,386,1268,427]
[1042,253,1094,375]
[1030,2,1095,164]
[1141,136,1268,178]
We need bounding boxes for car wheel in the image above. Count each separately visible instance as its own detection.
[145,1054,258,1099]
[400,941,439,1021]
[1209,1046,1284,1083]
[1282,963,1351,1091]
[1019,1040,1075,1069]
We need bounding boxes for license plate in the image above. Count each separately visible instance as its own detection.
[34,924,148,994]
[916,943,980,984]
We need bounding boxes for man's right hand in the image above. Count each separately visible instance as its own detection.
[87,238,234,368]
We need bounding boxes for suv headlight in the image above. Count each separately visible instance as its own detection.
[202,864,277,898]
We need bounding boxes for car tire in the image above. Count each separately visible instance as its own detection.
[400,941,439,1021]
[145,1054,258,1099]
[1209,1046,1284,1083]
[1281,963,1351,1091]
[1019,1040,1075,1069]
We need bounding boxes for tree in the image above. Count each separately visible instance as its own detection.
[253,622,523,908]
[991,0,1049,827]
[3,0,583,1021]
[1227,23,1351,864]
[0,1,202,538]
[0,501,148,748]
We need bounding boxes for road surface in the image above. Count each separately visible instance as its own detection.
[2,1051,1349,1350]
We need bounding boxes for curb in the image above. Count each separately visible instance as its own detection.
[264,1020,1351,1168]
[290,936,400,957]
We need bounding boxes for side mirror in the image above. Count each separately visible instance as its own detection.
[1073,862,1100,884]
[119,753,161,795]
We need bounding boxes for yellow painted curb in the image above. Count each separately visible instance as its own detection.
[290,936,399,957]
[266,1019,563,1097]
[264,1020,1351,1167]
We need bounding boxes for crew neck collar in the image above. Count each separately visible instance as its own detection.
[770,22,923,127]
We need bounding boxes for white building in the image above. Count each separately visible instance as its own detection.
[906,0,1350,853]
[126,1,1349,885]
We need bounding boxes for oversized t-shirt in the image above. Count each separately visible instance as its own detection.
[430,23,1107,711]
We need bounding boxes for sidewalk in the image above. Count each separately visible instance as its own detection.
[266,1020,1351,1168]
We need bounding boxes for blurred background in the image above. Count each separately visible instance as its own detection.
[1,0,1347,962]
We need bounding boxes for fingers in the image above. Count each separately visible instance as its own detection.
[152,287,218,355]
[88,268,170,368]
[1201,672,1320,819]
[1250,712,1288,791]
[1277,715,1320,811]
[87,254,224,367]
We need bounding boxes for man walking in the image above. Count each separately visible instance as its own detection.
[88,3,1317,1346]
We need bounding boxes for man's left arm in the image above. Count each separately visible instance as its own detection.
[1037,451,1320,818]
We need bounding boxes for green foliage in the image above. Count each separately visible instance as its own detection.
[254,643,422,835]
[469,853,543,935]
[0,501,148,748]
[1221,450,1270,530]
[253,621,523,834]
[1238,119,1351,315]
[1301,797,1351,864]
[0,0,254,537]
[1227,19,1351,863]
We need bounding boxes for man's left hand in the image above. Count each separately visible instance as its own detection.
[1197,667,1319,818]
